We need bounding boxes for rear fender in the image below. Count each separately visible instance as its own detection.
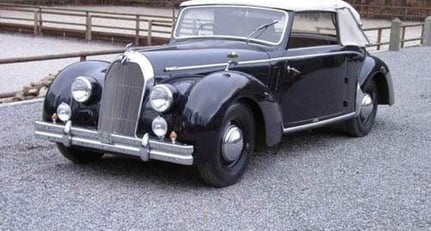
[358,56,395,105]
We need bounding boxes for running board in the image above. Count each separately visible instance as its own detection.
[283,112,355,134]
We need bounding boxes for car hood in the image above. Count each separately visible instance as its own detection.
[138,40,271,76]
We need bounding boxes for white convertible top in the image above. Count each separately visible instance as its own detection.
[181,0,362,25]
[182,0,354,13]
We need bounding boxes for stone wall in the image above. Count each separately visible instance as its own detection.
[345,0,430,7]
[345,0,431,20]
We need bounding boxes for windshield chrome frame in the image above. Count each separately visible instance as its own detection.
[173,5,289,46]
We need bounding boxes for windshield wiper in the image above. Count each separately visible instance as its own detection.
[245,20,279,45]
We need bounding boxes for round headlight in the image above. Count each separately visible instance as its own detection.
[57,102,71,122]
[152,116,168,138]
[71,76,92,103]
[150,84,173,112]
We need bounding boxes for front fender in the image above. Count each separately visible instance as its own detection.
[179,71,283,164]
[43,60,109,126]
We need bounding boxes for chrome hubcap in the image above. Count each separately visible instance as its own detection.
[222,125,244,163]
[360,94,374,122]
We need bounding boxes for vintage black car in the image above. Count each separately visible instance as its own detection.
[35,0,394,187]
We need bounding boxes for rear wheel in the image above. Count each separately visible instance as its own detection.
[57,143,104,164]
[346,80,378,137]
[197,103,255,187]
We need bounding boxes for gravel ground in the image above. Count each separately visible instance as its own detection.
[0,33,122,93]
[0,47,431,230]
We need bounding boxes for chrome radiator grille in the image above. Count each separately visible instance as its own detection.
[98,61,145,137]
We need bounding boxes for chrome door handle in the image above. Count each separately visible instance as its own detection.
[287,65,302,75]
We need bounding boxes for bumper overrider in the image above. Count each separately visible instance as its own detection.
[34,121,194,165]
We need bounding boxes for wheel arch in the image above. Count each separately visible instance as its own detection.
[237,97,268,151]
[180,71,283,164]
[372,72,391,105]
[358,56,395,106]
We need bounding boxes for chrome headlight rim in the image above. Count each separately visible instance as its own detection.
[71,76,93,103]
[150,84,174,113]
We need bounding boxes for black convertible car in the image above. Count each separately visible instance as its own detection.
[35,0,394,187]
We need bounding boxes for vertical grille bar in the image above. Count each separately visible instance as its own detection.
[98,61,145,137]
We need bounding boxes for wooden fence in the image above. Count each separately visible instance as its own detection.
[364,22,425,50]
[0,3,174,45]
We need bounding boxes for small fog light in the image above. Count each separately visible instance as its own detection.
[57,102,71,122]
[152,116,168,138]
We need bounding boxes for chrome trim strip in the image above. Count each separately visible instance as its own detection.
[165,62,227,72]
[34,121,194,166]
[283,112,355,134]
[287,44,341,52]
[173,5,290,46]
[164,51,363,72]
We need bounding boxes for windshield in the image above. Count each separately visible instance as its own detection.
[174,6,289,45]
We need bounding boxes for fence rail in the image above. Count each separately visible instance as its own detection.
[0,49,128,65]
[364,22,425,50]
[0,48,129,99]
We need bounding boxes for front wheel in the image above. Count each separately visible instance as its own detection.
[346,80,378,137]
[197,103,255,187]
[57,143,104,164]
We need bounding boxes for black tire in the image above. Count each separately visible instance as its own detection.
[197,103,255,187]
[346,80,378,137]
[57,143,104,164]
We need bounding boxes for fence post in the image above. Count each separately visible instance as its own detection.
[401,26,406,48]
[38,7,43,35]
[423,16,431,46]
[147,20,153,46]
[376,28,382,50]
[33,11,39,36]
[389,18,402,51]
[172,8,176,25]
[85,11,92,41]
[135,15,140,46]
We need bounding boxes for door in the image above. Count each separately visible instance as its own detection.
[281,12,353,128]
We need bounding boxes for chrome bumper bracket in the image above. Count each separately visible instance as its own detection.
[34,121,194,166]
[62,120,72,147]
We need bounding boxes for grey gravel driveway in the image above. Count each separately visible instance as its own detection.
[0,47,431,230]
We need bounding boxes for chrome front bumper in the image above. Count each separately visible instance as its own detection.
[34,121,194,165]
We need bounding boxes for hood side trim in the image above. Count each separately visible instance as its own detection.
[164,50,363,72]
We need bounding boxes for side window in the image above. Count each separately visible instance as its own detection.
[288,12,339,49]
